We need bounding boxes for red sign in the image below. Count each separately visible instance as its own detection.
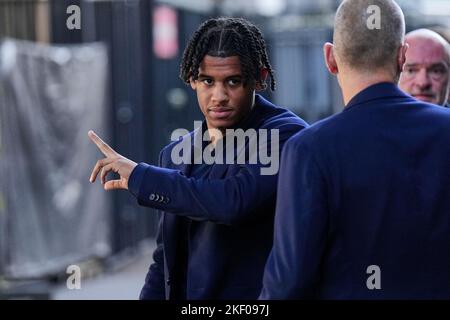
[153,5,178,59]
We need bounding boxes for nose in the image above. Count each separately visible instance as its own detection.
[211,83,229,105]
[414,68,432,89]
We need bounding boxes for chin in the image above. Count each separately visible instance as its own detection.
[208,118,235,130]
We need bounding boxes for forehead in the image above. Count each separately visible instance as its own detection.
[198,55,242,76]
[405,37,448,65]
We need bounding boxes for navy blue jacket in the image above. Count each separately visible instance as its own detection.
[129,95,308,299]
[260,83,450,299]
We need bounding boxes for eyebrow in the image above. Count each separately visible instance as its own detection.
[197,73,243,79]
[405,62,449,68]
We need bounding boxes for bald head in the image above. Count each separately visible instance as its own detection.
[333,0,405,75]
[405,29,450,63]
[399,29,450,106]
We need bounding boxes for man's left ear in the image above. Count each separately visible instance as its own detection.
[323,42,339,75]
[256,68,269,90]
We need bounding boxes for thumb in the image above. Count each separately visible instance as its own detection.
[103,179,126,191]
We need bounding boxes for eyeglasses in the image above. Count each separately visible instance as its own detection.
[402,63,449,81]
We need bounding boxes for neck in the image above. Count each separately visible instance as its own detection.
[338,69,397,106]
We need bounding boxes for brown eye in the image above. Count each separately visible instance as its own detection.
[228,78,241,86]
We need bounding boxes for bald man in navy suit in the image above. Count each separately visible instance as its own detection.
[261,0,450,299]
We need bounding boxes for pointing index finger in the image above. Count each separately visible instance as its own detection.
[88,130,116,157]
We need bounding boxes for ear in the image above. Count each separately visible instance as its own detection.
[323,42,338,75]
[189,77,197,90]
[397,43,408,73]
[255,68,269,91]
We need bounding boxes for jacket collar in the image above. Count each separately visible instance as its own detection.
[345,82,409,111]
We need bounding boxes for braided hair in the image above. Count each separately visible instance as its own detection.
[180,17,276,91]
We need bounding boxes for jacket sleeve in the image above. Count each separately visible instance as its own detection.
[259,134,329,299]
[128,122,305,226]
[139,151,166,300]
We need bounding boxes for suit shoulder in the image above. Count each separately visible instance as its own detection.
[287,99,450,150]
[288,111,340,139]
[256,96,309,131]
[282,112,345,154]
[418,101,450,120]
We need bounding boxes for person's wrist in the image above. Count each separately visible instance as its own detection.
[128,163,148,196]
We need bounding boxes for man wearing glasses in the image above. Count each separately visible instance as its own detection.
[399,28,450,107]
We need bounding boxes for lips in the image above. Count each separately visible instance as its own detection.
[208,107,233,119]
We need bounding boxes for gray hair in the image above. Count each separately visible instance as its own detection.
[333,0,405,74]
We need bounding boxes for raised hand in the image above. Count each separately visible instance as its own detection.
[88,130,137,190]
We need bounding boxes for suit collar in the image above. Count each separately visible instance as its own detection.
[233,94,271,131]
[345,82,409,111]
